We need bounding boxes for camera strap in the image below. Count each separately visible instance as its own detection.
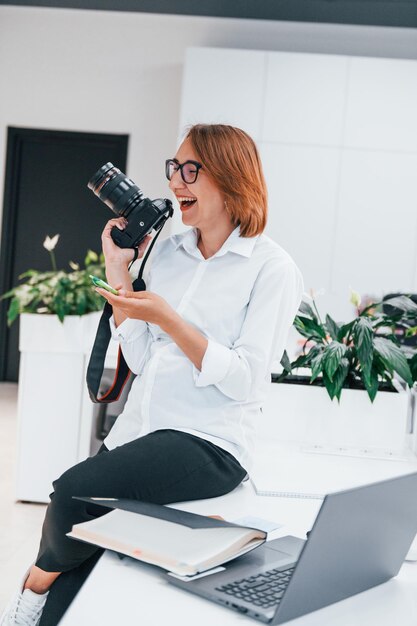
[86,228,164,403]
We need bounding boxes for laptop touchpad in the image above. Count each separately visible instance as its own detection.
[265,536,305,558]
[264,546,293,557]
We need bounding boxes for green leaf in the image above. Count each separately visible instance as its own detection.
[322,341,347,382]
[280,350,292,373]
[361,365,380,403]
[373,337,413,386]
[0,288,16,300]
[303,344,322,362]
[381,295,417,314]
[293,316,327,341]
[18,269,40,279]
[325,314,340,340]
[332,357,350,402]
[290,353,314,370]
[407,353,417,384]
[310,351,325,383]
[7,297,20,326]
[76,291,87,315]
[337,320,355,342]
[298,300,317,320]
[283,345,322,375]
[56,304,66,322]
[322,370,337,401]
[353,317,373,384]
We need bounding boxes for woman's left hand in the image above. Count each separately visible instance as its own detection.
[96,287,177,330]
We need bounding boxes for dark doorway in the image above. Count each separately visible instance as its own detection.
[0,127,129,382]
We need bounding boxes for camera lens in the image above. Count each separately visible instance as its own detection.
[88,162,144,218]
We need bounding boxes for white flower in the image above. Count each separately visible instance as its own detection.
[85,250,98,263]
[43,234,60,252]
[304,287,326,300]
[69,261,80,271]
[349,286,361,308]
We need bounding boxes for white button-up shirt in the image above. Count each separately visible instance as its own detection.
[104,225,303,472]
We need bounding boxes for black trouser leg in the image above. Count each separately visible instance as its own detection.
[37,429,246,625]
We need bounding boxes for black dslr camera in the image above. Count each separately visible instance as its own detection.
[88,162,173,249]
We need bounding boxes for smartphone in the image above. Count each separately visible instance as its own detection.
[89,275,119,295]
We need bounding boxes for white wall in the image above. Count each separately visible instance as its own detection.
[1,4,417,245]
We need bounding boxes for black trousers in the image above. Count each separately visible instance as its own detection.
[37,429,246,625]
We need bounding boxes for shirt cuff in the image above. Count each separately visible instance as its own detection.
[193,339,233,387]
[109,316,148,343]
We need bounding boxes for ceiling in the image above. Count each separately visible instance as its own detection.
[1,0,417,28]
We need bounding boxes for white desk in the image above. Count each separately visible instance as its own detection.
[59,480,417,626]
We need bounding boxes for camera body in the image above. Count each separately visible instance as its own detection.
[88,162,173,249]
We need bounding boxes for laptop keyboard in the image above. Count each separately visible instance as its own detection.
[215,566,295,609]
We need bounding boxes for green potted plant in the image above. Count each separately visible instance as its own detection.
[277,290,417,401]
[0,235,114,503]
[1,234,106,324]
[263,290,417,457]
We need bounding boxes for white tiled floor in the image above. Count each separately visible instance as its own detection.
[0,383,47,611]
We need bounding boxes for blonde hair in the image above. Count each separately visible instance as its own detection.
[184,124,267,237]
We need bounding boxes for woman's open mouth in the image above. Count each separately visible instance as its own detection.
[178,196,197,211]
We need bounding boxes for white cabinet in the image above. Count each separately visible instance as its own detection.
[331,150,417,296]
[344,56,417,151]
[262,51,348,145]
[179,47,267,140]
[260,142,340,296]
[16,313,117,503]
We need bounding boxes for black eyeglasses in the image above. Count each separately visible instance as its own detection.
[165,159,203,184]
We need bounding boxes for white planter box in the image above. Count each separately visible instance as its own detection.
[259,381,411,458]
[16,312,118,503]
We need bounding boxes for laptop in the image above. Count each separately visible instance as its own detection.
[167,471,417,624]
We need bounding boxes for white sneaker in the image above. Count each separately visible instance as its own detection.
[0,574,48,626]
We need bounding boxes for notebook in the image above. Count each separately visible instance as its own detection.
[67,498,267,577]
[250,442,417,499]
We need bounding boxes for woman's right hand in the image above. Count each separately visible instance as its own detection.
[101,218,152,267]
[102,219,152,327]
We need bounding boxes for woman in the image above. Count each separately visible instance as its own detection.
[1,124,303,626]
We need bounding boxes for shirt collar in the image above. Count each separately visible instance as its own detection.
[173,225,258,259]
